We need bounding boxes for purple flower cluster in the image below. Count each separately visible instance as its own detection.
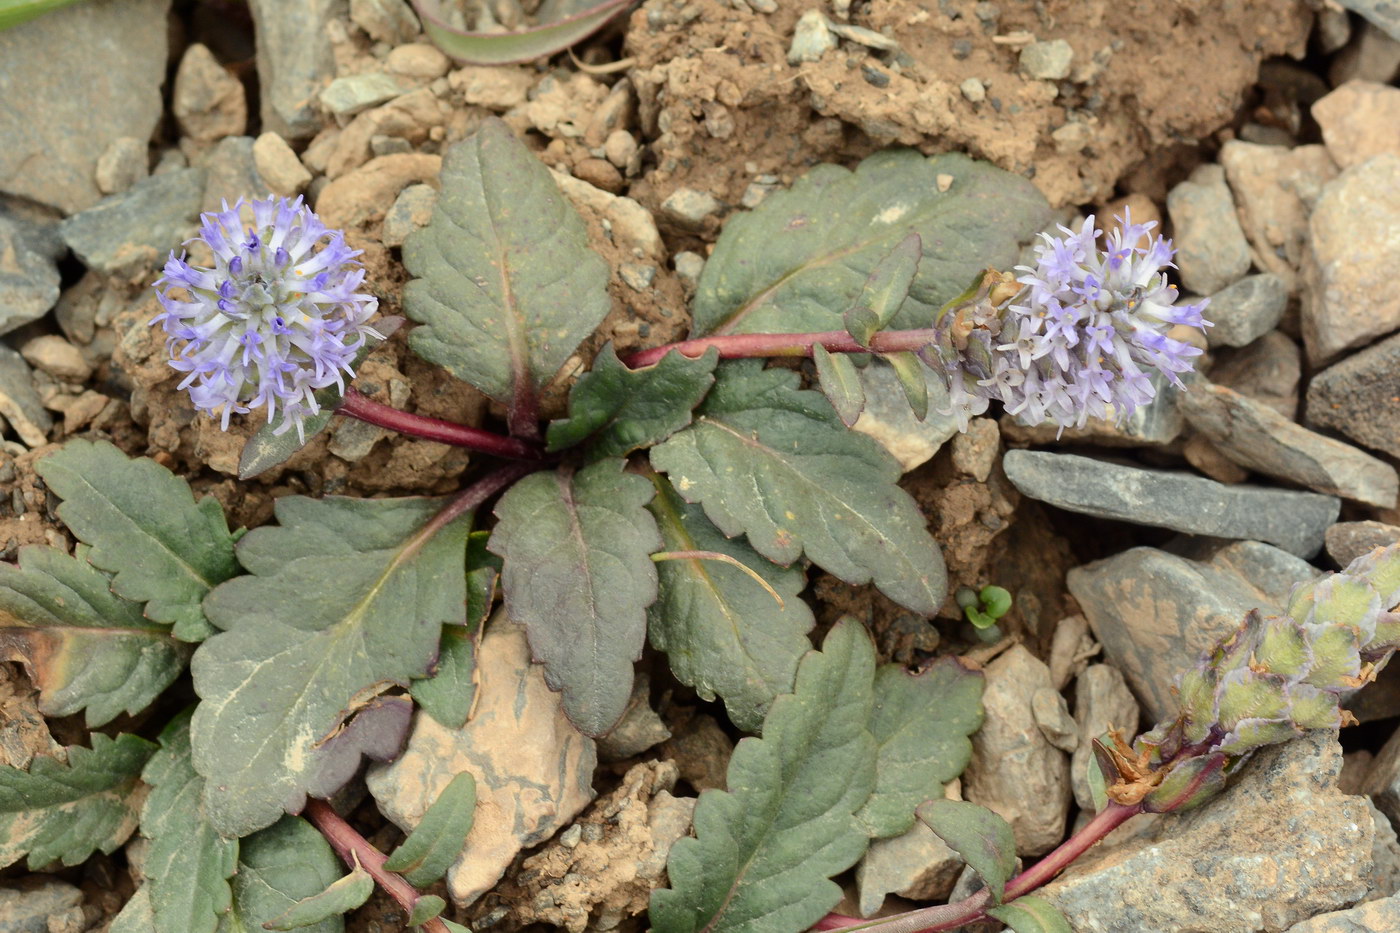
[151,197,380,440]
[931,212,1210,431]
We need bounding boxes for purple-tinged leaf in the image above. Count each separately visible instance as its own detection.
[915,798,1017,904]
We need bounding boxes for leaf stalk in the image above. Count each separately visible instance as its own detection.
[337,388,546,461]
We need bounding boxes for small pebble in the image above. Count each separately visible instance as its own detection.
[21,335,91,383]
[1020,39,1074,80]
[959,77,986,103]
[370,134,413,157]
[951,39,973,59]
[674,251,705,283]
[95,137,148,195]
[788,10,837,64]
[574,158,622,193]
[620,263,657,291]
[861,64,891,87]
[320,72,403,118]
[380,183,438,248]
[252,132,312,197]
[603,130,638,170]
[385,43,450,79]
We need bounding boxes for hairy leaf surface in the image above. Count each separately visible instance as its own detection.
[857,657,985,838]
[0,545,184,726]
[142,710,238,933]
[37,439,239,641]
[490,461,661,735]
[693,151,1050,336]
[191,496,470,836]
[915,799,1017,904]
[383,771,476,887]
[646,475,813,732]
[650,619,877,933]
[650,361,945,614]
[0,733,154,869]
[547,344,719,459]
[402,118,610,430]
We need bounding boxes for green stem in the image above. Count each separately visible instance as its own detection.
[622,328,940,369]
[337,388,545,461]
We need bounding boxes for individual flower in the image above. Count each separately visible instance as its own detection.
[151,196,380,441]
[928,211,1210,432]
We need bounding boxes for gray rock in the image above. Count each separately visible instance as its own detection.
[0,0,169,214]
[960,77,987,103]
[1330,20,1400,86]
[1180,381,1398,508]
[788,10,837,64]
[1219,141,1338,289]
[1368,800,1400,900]
[250,0,344,141]
[1067,542,1316,722]
[349,0,420,43]
[1285,895,1400,932]
[1032,686,1078,753]
[961,645,1071,856]
[1166,163,1252,295]
[1205,273,1288,348]
[1211,330,1301,419]
[0,877,84,933]
[173,42,247,143]
[370,134,413,157]
[196,137,268,213]
[381,183,437,248]
[1019,39,1074,80]
[660,187,723,228]
[0,345,52,448]
[59,168,205,274]
[1364,722,1400,831]
[320,72,404,119]
[1326,521,1400,568]
[856,821,963,916]
[1335,0,1400,42]
[1302,153,1400,365]
[1003,450,1340,558]
[673,251,705,284]
[851,363,960,472]
[595,675,670,762]
[0,214,61,336]
[1000,369,1184,447]
[950,418,999,482]
[1307,330,1400,459]
[95,136,149,196]
[1042,732,1377,932]
[1070,664,1139,808]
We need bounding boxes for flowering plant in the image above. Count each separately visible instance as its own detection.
[19,118,1382,933]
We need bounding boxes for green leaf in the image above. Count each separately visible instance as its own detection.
[191,496,472,836]
[986,896,1074,933]
[111,887,156,933]
[845,232,922,347]
[0,0,85,31]
[0,545,185,726]
[142,710,239,933]
[414,0,630,65]
[402,117,611,432]
[222,816,345,933]
[915,799,1017,904]
[465,530,501,630]
[440,922,471,933]
[546,344,719,459]
[857,657,985,838]
[264,863,373,931]
[646,474,813,733]
[411,532,496,730]
[408,895,447,927]
[649,619,878,933]
[238,317,403,480]
[693,150,1050,337]
[383,771,476,887]
[650,360,946,615]
[813,345,865,427]
[490,460,661,735]
[36,439,239,641]
[0,733,154,869]
[882,351,928,421]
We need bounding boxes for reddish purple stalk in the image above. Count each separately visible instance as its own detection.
[622,328,940,370]
[304,798,451,933]
[814,802,1142,933]
[337,388,544,461]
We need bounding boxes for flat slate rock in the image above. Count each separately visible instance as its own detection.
[59,168,205,274]
[0,214,61,336]
[1204,273,1288,348]
[1307,330,1400,460]
[1003,449,1340,557]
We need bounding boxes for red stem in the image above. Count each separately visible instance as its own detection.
[303,799,451,933]
[337,388,545,461]
[621,328,940,369]
[813,802,1142,933]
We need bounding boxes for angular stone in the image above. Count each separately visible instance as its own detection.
[0,877,84,933]
[851,363,959,472]
[950,418,999,482]
[350,0,420,43]
[1032,687,1078,753]
[1363,723,1400,833]
[1313,81,1400,169]
[381,183,437,249]
[788,10,837,64]
[0,0,169,214]
[0,346,52,448]
[1047,614,1096,691]
[549,170,664,261]
[1210,329,1301,418]
[1019,39,1074,80]
[1326,521,1400,568]
[1003,450,1340,557]
[1307,330,1400,459]
[1042,732,1376,932]
[173,43,247,143]
[315,153,440,229]
[659,187,723,229]
[1220,141,1338,288]
[320,72,404,119]
[58,168,204,274]
[449,66,536,111]
[95,137,149,196]
[1205,273,1288,348]
[1166,163,1252,295]
[0,214,60,336]
[595,675,670,762]
[1067,542,1316,722]
[856,821,963,917]
[1302,154,1400,365]
[366,620,596,905]
[1180,381,1398,508]
[1335,0,1400,42]
[195,136,268,213]
[1286,895,1400,932]
[961,645,1071,856]
[252,132,311,197]
[20,336,91,384]
[386,43,450,80]
[250,0,342,141]
[1070,664,1139,808]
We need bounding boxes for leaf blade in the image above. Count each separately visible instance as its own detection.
[36,439,239,641]
[915,798,1017,904]
[264,864,373,931]
[649,360,946,615]
[382,771,476,887]
[986,896,1074,933]
[845,232,922,347]
[813,345,865,427]
[490,461,661,735]
[225,816,345,933]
